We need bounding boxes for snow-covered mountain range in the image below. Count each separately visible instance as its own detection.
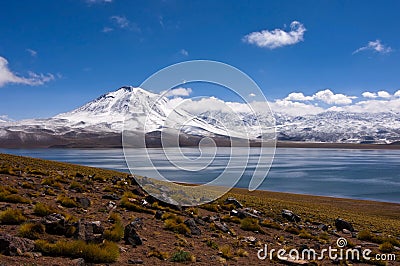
[0,86,399,148]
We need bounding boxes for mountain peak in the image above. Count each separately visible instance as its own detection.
[116,86,156,96]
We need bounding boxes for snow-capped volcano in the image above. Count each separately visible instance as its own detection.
[0,86,399,148]
[55,87,161,132]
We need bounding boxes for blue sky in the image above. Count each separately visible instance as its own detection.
[0,0,399,119]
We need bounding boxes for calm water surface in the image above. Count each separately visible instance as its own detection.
[1,148,399,203]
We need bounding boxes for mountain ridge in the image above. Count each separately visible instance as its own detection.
[0,86,399,148]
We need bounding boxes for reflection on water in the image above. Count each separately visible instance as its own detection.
[1,148,399,203]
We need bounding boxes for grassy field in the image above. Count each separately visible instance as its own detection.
[0,152,399,265]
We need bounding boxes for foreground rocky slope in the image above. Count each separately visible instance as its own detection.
[0,153,399,265]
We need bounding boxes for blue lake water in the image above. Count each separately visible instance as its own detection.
[0,148,399,203]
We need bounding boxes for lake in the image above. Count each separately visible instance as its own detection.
[1,148,399,203]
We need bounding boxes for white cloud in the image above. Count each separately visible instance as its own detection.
[26,49,37,57]
[313,89,356,105]
[243,21,306,49]
[394,90,400,97]
[110,16,140,32]
[353,40,393,54]
[362,91,378,98]
[0,56,55,87]
[111,16,130,28]
[377,90,391,98]
[163,87,192,97]
[249,93,256,97]
[180,49,189,56]
[328,98,400,113]
[102,27,113,33]
[284,92,314,101]
[283,89,356,105]
[86,0,113,3]
[270,100,324,116]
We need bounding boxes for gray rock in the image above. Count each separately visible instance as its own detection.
[214,221,229,233]
[232,209,260,219]
[76,197,91,209]
[71,258,85,266]
[224,197,243,208]
[342,229,352,234]
[128,259,144,264]
[184,219,201,235]
[106,201,117,211]
[194,217,205,226]
[317,223,328,231]
[75,220,104,243]
[0,233,35,256]
[282,209,301,223]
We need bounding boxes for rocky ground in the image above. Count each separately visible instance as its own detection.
[0,153,399,265]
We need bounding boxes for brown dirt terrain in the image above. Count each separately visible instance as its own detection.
[0,153,399,265]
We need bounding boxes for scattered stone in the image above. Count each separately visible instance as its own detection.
[128,259,144,264]
[23,252,42,259]
[106,201,117,211]
[243,236,257,244]
[194,217,205,226]
[76,197,91,209]
[335,218,354,232]
[71,258,85,266]
[41,213,66,235]
[224,197,243,209]
[317,223,329,231]
[0,234,35,256]
[130,218,143,229]
[184,218,201,235]
[75,172,84,178]
[214,221,229,233]
[119,246,129,253]
[342,229,352,234]
[282,209,301,223]
[102,194,121,200]
[124,222,143,246]
[232,209,260,219]
[76,220,104,243]
[155,210,164,220]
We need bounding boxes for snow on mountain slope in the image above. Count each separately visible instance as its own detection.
[1,86,399,145]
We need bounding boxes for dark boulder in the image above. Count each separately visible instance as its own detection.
[124,221,143,246]
[282,209,301,223]
[41,213,66,235]
[0,233,35,256]
[184,219,201,235]
[102,194,121,200]
[155,210,164,220]
[335,218,354,232]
